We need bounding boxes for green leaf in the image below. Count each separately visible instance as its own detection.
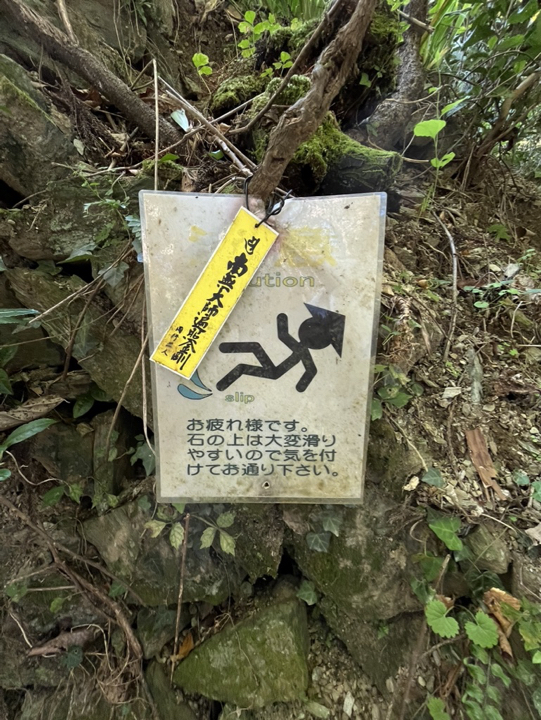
[464,659,487,684]
[486,685,501,703]
[73,393,94,419]
[431,152,455,169]
[490,663,511,688]
[209,149,224,160]
[386,391,412,408]
[244,10,256,24]
[463,683,484,704]
[106,494,119,508]
[484,706,503,720]
[321,512,342,537]
[67,482,83,504]
[371,398,383,420]
[172,503,185,514]
[296,580,318,606]
[518,619,541,651]
[465,612,498,649]
[532,650,541,664]
[0,369,12,395]
[488,224,510,241]
[513,469,530,486]
[42,486,65,507]
[474,300,490,309]
[427,697,450,720]
[238,38,251,48]
[200,526,216,549]
[531,481,541,502]
[5,581,28,602]
[0,308,38,325]
[138,495,152,512]
[192,52,209,68]
[463,699,485,720]
[0,468,11,481]
[62,645,83,669]
[144,520,166,538]
[413,119,446,139]
[108,580,126,598]
[0,345,18,368]
[429,516,463,551]
[470,643,489,664]
[410,578,430,605]
[421,467,445,488]
[280,51,291,62]
[253,21,267,33]
[441,99,465,115]
[3,418,57,449]
[306,531,331,553]
[241,48,255,58]
[515,659,536,686]
[169,523,185,550]
[425,600,459,638]
[216,511,235,528]
[61,243,97,263]
[359,72,371,87]
[532,686,541,716]
[50,596,66,613]
[130,441,156,476]
[199,65,213,76]
[412,553,444,582]
[219,530,235,555]
[98,262,128,288]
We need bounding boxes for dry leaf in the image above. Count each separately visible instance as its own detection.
[436,594,454,610]
[282,507,310,535]
[171,631,194,662]
[465,428,506,500]
[0,395,64,432]
[484,588,520,637]
[28,627,97,657]
[525,523,541,545]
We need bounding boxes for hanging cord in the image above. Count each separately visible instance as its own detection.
[244,176,292,228]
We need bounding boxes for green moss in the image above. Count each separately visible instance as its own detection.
[266,74,310,105]
[209,74,268,117]
[269,19,318,54]
[293,115,402,189]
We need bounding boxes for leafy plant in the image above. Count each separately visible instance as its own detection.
[428,515,463,551]
[371,363,423,419]
[129,435,156,476]
[297,579,318,605]
[262,51,293,77]
[0,418,57,461]
[238,11,280,58]
[192,52,212,76]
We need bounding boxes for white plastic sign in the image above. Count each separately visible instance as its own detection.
[140,191,385,503]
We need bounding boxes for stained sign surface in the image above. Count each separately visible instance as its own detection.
[140,192,385,503]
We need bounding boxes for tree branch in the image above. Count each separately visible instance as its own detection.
[249,0,377,202]
[0,0,181,146]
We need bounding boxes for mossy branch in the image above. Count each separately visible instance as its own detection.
[249,0,377,202]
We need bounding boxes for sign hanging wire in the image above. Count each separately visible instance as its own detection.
[244,176,292,228]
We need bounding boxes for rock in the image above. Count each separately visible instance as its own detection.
[83,503,244,605]
[210,74,268,117]
[7,268,152,423]
[287,490,420,622]
[91,409,132,513]
[30,422,93,482]
[146,661,197,720]
[233,504,284,581]
[464,522,510,575]
[0,177,127,261]
[16,684,152,719]
[0,55,76,196]
[137,605,189,659]
[366,419,426,499]
[173,598,309,707]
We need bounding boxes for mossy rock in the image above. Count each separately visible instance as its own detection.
[209,74,268,117]
[232,504,284,581]
[173,598,309,707]
[83,503,244,605]
[0,54,76,196]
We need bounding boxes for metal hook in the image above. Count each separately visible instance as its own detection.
[244,176,291,227]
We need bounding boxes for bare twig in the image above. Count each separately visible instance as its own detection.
[55,0,77,43]
[398,8,433,33]
[171,513,190,682]
[433,212,457,362]
[249,0,377,201]
[159,78,256,175]
[0,495,145,604]
[61,279,104,381]
[153,59,159,191]
[232,0,347,136]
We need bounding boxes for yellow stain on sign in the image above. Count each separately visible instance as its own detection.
[151,206,279,379]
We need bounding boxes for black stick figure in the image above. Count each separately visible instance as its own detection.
[216,304,345,393]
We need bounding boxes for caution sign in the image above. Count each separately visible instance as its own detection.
[140,191,386,503]
[151,207,278,378]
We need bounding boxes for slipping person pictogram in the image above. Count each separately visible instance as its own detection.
[216,304,345,392]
